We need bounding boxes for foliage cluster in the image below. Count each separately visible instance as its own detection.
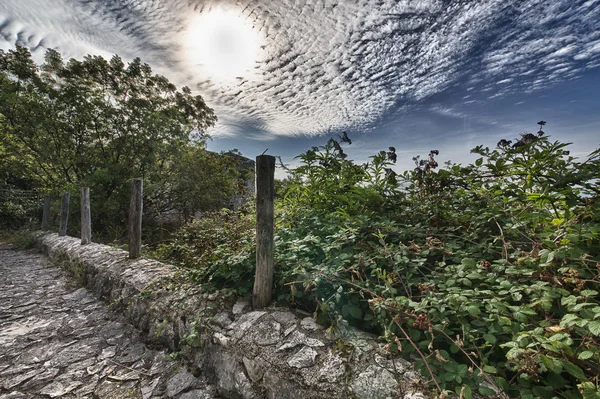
[0,46,240,240]
[0,185,41,229]
[154,207,256,294]
[160,125,600,398]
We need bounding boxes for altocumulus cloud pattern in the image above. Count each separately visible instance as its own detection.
[1,0,599,137]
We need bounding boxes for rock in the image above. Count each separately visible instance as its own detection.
[93,379,137,399]
[212,312,233,328]
[205,349,255,399]
[10,234,433,399]
[232,299,249,315]
[3,369,37,390]
[0,392,27,399]
[166,369,198,397]
[253,319,281,346]
[45,342,97,368]
[74,376,100,397]
[318,351,346,383]
[242,356,266,382]
[179,389,215,399]
[283,324,296,337]
[40,380,83,398]
[351,365,398,399]
[62,287,88,301]
[276,330,324,352]
[230,311,267,341]
[403,393,428,399]
[375,354,410,375]
[99,346,117,359]
[287,347,319,369]
[262,370,312,399]
[300,317,323,331]
[117,343,146,364]
[213,332,230,347]
[107,370,140,381]
[207,292,219,301]
[141,378,160,399]
[271,311,297,327]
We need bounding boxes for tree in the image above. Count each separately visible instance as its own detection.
[0,46,218,238]
[147,144,241,222]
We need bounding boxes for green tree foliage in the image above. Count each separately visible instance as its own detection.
[149,144,241,222]
[0,46,236,238]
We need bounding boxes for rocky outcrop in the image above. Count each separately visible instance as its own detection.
[33,232,431,399]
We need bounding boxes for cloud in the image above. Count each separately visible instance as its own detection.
[1,0,599,139]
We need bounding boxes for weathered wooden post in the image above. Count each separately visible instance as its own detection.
[81,187,91,245]
[253,155,275,308]
[58,192,70,236]
[42,195,51,231]
[128,178,143,259]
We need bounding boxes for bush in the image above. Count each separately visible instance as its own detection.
[156,124,600,398]
[275,126,600,398]
[0,201,27,228]
[154,208,256,294]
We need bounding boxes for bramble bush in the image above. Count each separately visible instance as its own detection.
[154,207,256,294]
[157,123,600,399]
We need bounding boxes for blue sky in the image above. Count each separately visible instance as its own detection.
[1,0,599,176]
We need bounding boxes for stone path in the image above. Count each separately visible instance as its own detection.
[0,245,218,399]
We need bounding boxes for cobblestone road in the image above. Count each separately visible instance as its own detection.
[0,245,217,399]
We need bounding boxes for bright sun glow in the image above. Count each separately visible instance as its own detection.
[185,8,262,82]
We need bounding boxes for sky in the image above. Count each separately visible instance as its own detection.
[1,0,599,176]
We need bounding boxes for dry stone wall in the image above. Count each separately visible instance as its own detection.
[33,232,432,399]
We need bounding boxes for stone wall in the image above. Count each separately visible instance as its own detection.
[33,232,431,399]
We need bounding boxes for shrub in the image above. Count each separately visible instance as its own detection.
[154,207,256,294]
[274,126,600,398]
[157,124,600,398]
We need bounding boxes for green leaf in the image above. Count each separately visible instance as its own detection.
[478,386,497,396]
[483,364,497,374]
[560,313,579,327]
[539,354,557,372]
[578,351,594,360]
[589,320,600,336]
[466,305,481,317]
[408,328,421,341]
[563,360,587,381]
[532,385,555,399]
[460,385,473,399]
[483,334,497,344]
[348,305,363,319]
[506,347,525,359]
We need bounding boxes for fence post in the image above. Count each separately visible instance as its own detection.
[58,192,70,236]
[42,195,51,231]
[253,155,275,308]
[128,178,143,259]
[81,187,91,245]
